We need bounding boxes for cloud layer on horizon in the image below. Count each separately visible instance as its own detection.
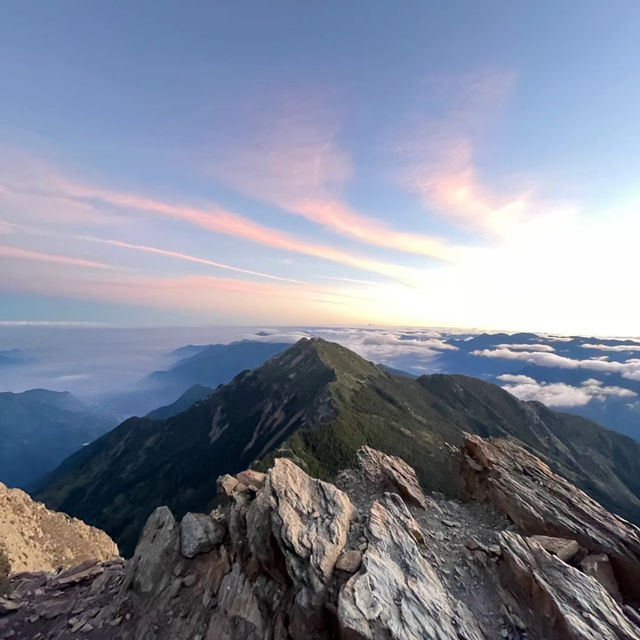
[498,373,637,407]
[473,347,640,381]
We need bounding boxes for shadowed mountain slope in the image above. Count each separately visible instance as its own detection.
[145,384,213,420]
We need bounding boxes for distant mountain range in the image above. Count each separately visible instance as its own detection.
[36,338,640,556]
[101,340,290,416]
[0,389,118,489]
[0,340,291,491]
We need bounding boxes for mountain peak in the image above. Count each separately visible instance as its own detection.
[282,336,382,381]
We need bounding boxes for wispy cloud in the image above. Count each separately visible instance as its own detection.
[205,94,458,260]
[395,69,576,237]
[1,164,422,283]
[0,245,117,270]
[495,343,555,352]
[73,235,307,284]
[293,199,458,261]
[582,343,640,353]
[0,149,122,225]
[2,220,306,284]
[66,184,422,281]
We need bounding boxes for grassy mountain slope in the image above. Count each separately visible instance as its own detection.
[37,338,640,555]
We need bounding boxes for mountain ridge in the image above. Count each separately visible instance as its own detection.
[36,338,640,556]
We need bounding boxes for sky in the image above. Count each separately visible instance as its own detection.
[1,1,639,335]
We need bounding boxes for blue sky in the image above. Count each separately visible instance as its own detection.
[1,1,639,334]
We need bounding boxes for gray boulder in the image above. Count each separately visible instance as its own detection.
[180,512,225,559]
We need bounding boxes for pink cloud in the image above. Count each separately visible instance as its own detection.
[1,264,371,324]
[53,180,419,282]
[0,149,120,225]
[1,160,417,281]
[293,199,457,261]
[0,140,426,281]
[402,136,535,235]
[0,245,117,270]
[208,95,351,206]
[393,69,574,236]
[205,94,456,260]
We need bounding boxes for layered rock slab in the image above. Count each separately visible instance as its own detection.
[462,433,640,601]
[356,446,427,509]
[4,442,640,640]
[500,531,640,640]
[339,492,484,640]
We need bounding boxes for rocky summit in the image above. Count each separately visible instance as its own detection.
[2,435,640,640]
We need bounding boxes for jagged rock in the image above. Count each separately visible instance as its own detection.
[356,446,427,508]
[0,482,119,574]
[205,562,271,640]
[262,457,355,594]
[462,433,640,601]
[38,598,72,619]
[50,562,104,588]
[123,506,179,595]
[500,531,640,640]
[338,492,485,640]
[580,554,622,603]
[236,457,358,638]
[528,535,581,562]
[180,512,225,559]
[217,474,239,499]
[235,470,266,492]
[625,606,640,628]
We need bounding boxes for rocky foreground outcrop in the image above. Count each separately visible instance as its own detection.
[2,437,640,639]
[461,434,640,602]
[0,482,119,575]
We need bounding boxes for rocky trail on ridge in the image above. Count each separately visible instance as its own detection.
[1,435,640,640]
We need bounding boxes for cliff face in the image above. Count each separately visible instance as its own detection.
[0,482,119,575]
[3,436,640,640]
